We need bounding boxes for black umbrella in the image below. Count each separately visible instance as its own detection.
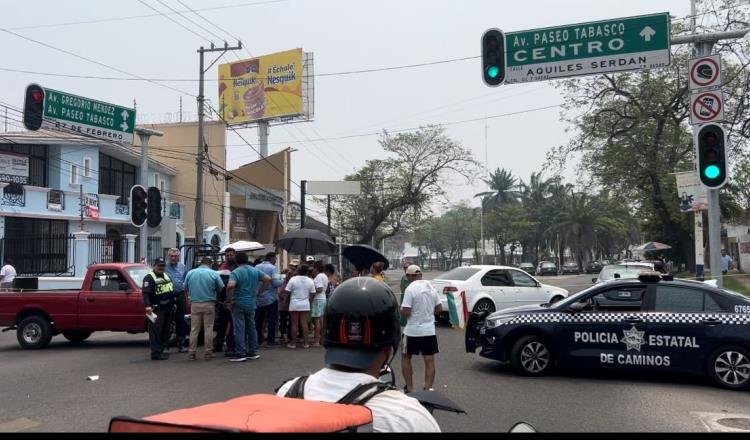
[342,244,389,271]
[276,228,336,255]
[406,390,466,414]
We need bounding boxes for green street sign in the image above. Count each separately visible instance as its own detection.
[503,12,671,84]
[42,88,136,143]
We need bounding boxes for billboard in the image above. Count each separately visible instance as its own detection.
[218,48,304,124]
[0,151,29,184]
[675,171,707,212]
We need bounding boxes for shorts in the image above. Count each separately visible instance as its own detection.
[289,299,310,312]
[402,335,439,356]
[311,298,326,318]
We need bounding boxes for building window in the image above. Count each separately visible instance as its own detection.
[83,157,92,178]
[70,164,79,185]
[0,144,48,187]
[99,153,135,204]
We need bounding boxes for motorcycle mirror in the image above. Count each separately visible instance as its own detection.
[509,422,537,433]
[379,366,395,386]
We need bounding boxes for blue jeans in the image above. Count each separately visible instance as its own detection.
[232,303,258,356]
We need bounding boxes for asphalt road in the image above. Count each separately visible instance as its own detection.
[1,272,749,432]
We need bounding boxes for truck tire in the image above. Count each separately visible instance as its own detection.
[511,335,553,376]
[17,315,53,349]
[63,330,93,343]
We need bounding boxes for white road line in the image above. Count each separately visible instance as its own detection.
[0,417,41,432]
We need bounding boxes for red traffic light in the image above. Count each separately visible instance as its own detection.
[31,90,43,102]
[23,84,45,131]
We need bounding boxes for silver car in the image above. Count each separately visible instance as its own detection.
[592,262,655,284]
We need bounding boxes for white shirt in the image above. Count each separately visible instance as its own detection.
[313,273,329,301]
[286,275,315,311]
[276,368,440,433]
[402,280,441,337]
[0,264,16,284]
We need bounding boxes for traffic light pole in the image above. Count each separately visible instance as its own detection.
[136,128,163,263]
[672,27,749,286]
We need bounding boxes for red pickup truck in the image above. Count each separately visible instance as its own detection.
[0,263,153,349]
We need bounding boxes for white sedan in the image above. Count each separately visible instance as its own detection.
[430,265,569,315]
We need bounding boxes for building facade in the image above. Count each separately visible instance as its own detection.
[0,131,177,276]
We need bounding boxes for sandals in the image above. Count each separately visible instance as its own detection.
[287,343,297,349]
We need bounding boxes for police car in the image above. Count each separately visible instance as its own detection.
[465,272,750,390]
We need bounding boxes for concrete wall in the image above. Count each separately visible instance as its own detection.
[135,122,227,239]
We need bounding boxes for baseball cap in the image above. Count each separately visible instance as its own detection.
[290,258,300,266]
[306,256,315,262]
[405,265,422,275]
[153,257,166,266]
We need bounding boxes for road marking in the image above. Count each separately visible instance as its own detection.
[693,412,750,432]
[0,417,41,432]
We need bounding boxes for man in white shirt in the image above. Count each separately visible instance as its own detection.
[0,259,17,288]
[311,261,329,347]
[400,265,442,393]
[276,277,440,432]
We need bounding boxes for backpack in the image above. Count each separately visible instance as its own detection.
[282,375,398,406]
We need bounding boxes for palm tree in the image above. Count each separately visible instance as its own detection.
[475,168,522,210]
[549,192,626,269]
[519,172,559,265]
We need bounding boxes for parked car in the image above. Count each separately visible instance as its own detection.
[585,260,604,274]
[561,262,580,275]
[430,265,568,316]
[536,261,558,276]
[519,262,535,273]
[0,263,155,349]
[592,262,655,284]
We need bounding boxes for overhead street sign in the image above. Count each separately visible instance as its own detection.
[42,88,136,144]
[503,12,671,84]
[306,180,362,195]
[689,55,722,91]
[690,91,724,125]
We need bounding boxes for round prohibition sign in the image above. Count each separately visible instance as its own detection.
[692,92,722,122]
[691,58,720,87]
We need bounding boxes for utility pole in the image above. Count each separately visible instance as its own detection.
[672,2,749,286]
[259,121,269,158]
[136,128,163,262]
[300,180,307,229]
[196,41,242,245]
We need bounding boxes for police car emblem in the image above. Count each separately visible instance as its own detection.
[620,325,646,352]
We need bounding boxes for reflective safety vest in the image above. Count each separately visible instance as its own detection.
[150,271,174,296]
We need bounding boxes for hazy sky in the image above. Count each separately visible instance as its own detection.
[0,0,692,222]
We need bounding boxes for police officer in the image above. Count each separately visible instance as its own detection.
[142,258,176,360]
[276,277,440,432]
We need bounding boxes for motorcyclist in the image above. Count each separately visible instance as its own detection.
[275,276,440,432]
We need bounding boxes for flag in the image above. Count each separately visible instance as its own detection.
[447,290,469,330]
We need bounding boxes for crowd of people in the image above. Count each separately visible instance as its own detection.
[142,248,344,361]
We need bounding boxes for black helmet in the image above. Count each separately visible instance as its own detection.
[324,277,401,369]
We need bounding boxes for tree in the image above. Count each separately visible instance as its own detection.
[333,125,478,245]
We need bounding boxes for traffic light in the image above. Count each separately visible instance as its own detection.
[481,29,505,86]
[146,186,163,228]
[696,124,727,188]
[23,84,45,131]
[130,185,147,227]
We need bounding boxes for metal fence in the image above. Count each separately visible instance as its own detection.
[0,234,75,276]
[88,234,130,265]
[135,236,164,264]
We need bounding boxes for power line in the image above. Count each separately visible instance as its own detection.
[7,0,290,31]
[136,0,210,43]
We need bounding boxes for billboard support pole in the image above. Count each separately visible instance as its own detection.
[259,121,269,158]
[197,42,242,246]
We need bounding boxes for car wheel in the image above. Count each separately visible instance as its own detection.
[17,315,53,349]
[511,335,553,376]
[472,299,496,315]
[707,345,750,390]
[549,296,564,304]
[63,330,93,343]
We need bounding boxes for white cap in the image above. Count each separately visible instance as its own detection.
[306,256,315,262]
[405,265,422,275]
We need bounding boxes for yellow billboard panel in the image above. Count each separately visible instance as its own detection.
[218,48,303,124]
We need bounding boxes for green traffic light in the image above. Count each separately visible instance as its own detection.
[704,165,720,179]
[487,65,500,78]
